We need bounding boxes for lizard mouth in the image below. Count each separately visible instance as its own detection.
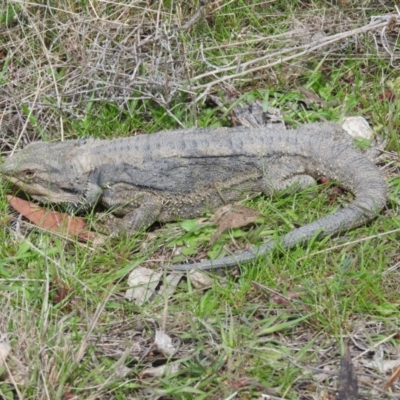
[5,176,78,204]
[6,176,51,197]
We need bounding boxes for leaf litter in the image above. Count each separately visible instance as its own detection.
[210,204,263,244]
[7,196,99,242]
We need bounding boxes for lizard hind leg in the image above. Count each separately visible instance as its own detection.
[261,160,317,196]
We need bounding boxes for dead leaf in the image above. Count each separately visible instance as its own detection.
[368,345,400,373]
[384,365,400,391]
[298,86,325,107]
[114,365,132,379]
[189,270,214,289]
[154,330,177,356]
[211,204,262,244]
[7,196,96,241]
[141,363,179,378]
[336,343,358,400]
[157,272,183,298]
[342,116,373,140]
[379,90,396,102]
[124,267,163,305]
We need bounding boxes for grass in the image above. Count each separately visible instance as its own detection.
[1,0,400,399]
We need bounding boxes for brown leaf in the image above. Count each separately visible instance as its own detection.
[210,204,262,244]
[336,343,358,400]
[379,90,396,102]
[384,365,400,391]
[298,86,325,107]
[7,195,95,241]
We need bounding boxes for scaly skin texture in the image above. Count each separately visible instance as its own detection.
[1,122,387,270]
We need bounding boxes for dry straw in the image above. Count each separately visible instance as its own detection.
[0,2,398,146]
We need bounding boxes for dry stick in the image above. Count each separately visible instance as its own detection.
[212,0,237,13]
[370,12,400,66]
[223,392,238,400]
[87,0,100,19]
[203,29,307,52]
[39,260,51,340]
[353,332,399,361]
[189,18,390,90]
[74,293,111,364]
[228,18,391,75]
[0,355,23,399]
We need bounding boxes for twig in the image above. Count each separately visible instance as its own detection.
[189,18,391,89]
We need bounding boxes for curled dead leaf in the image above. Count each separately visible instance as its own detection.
[211,204,262,244]
[141,363,179,378]
[189,270,214,289]
[125,267,163,305]
[154,330,177,356]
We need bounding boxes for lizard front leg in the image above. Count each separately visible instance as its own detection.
[99,183,163,235]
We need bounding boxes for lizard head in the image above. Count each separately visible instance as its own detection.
[1,140,93,207]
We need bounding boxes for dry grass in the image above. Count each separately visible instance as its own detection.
[1,1,399,147]
[1,1,400,399]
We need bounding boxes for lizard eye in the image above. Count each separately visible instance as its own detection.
[24,170,35,180]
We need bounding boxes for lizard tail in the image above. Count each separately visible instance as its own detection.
[167,176,387,271]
